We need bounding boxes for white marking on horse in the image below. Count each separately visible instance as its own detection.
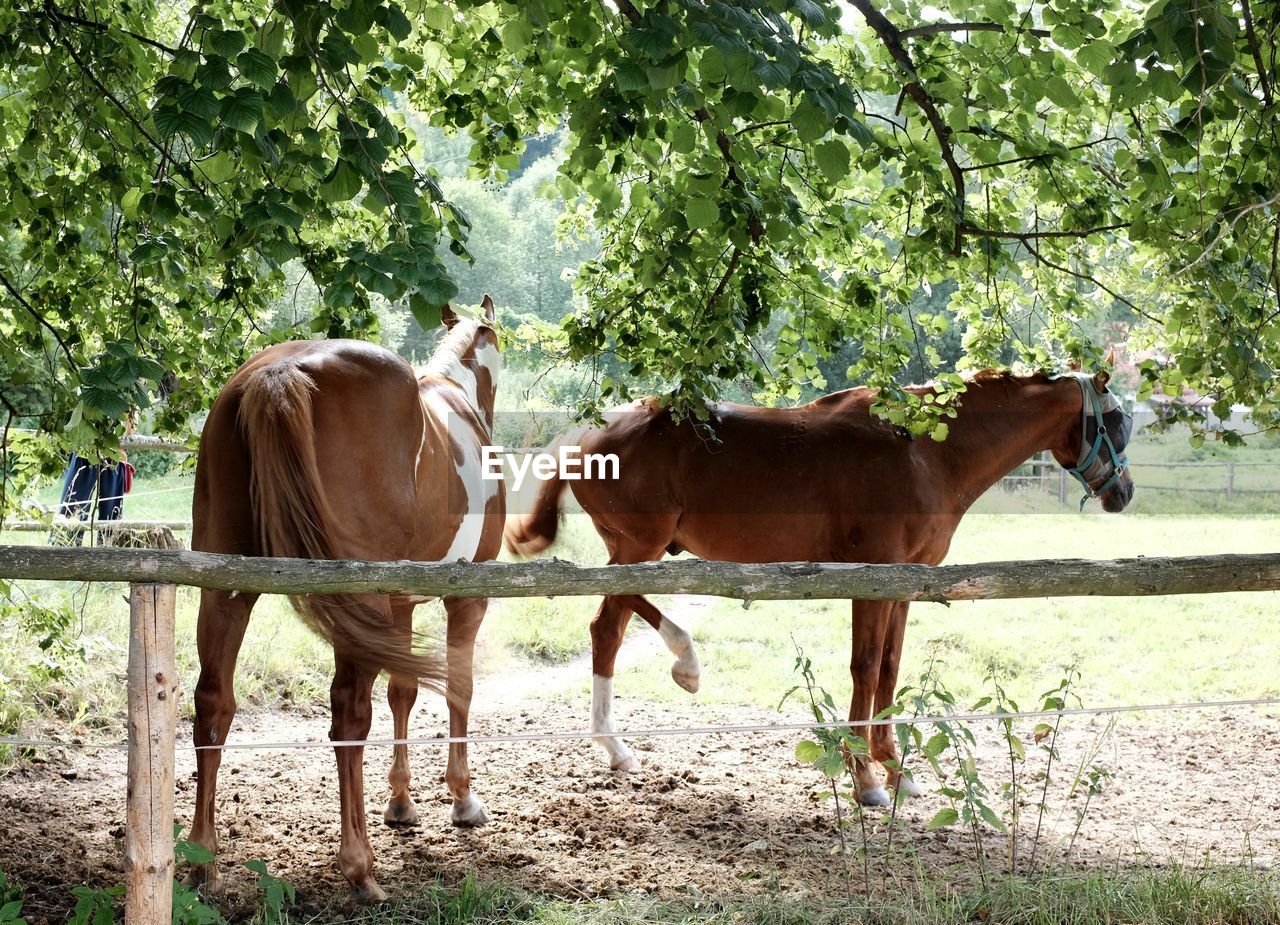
[438,354,479,410]
[657,617,701,693]
[450,792,489,827]
[413,400,429,476]
[894,773,924,798]
[591,674,638,771]
[425,391,487,562]
[473,342,500,388]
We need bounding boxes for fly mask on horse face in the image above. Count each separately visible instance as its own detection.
[1065,372,1133,509]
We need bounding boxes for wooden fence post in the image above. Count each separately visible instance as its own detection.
[1227,462,1236,500]
[125,583,178,925]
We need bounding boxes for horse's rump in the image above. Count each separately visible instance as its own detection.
[237,356,447,688]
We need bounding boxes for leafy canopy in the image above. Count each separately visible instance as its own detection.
[1,0,1278,465]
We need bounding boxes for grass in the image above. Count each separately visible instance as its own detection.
[320,868,1280,925]
[122,866,1280,925]
[7,863,1277,925]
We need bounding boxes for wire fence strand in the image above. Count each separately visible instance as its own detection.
[3,694,1277,754]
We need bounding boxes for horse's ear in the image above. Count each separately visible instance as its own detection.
[1104,345,1117,365]
[440,304,459,330]
[1093,369,1111,391]
[481,294,496,324]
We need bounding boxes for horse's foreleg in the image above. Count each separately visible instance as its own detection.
[620,594,701,693]
[849,599,893,806]
[384,601,419,827]
[331,651,383,902]
[590,595,639,771]
[443,596,489,826]
[186,589,256,894]
[872,601,922,797]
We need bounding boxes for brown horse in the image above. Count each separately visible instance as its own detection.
[188,298,502,901]
[506,370,1134,805]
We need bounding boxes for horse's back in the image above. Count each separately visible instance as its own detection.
[568,395,951,563]
[194,339,424,559]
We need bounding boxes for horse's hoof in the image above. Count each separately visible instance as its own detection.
[672,663,700,694]
[893,774,924,798]
[383,798,420,828]
[451,794,489,827]
[856,785,891,807]
[611,754,640,773]
[355,879,388,904]
[182,866,224,897]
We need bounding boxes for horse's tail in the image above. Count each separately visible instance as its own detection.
[238,362,447,689]
[503,428,582,556]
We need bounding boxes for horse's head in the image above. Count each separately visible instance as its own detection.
[437,295,501,424]
[1050,370,1134,512]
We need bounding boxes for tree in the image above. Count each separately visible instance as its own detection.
[1,0,1278,484]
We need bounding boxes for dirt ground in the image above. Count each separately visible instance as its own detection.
[3,663,1278,924]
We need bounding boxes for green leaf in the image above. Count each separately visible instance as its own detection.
[120,187,143,219]
[671,122,697,154]
[815,139,849,182]
[207,28,246,58]
[615,60,648,92]
[1045,76,1079,108]
[219,89,264,134]
[319,159,363,202]
[265,200,303,230]
[153,105,214,147]
[501,17,534,53]
[236,48,277,89]
[795,740,824,764]
[926,807,959,830]
[685,196,719,228]
[814,749,845,779]
[791,103,827,143]
[923,732,949,759]
[199,151,236,183]
[420,4,454,31]
[384,6,412,41]
[417,274,459,309]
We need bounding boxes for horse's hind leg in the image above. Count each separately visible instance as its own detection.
[444,596,489,826]
[620,594,701,693]
[331,647,383,902]
[873,601,922,797]
[187,589,257,893]
[384,600,419,827]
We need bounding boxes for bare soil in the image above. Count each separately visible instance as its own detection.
[3,664,1278,924]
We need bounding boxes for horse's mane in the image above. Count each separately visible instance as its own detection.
[419,318,484,378]
[805,369,1053,411]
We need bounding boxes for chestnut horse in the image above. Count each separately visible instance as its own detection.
[188,298,502,901]
[506,370,1133,805]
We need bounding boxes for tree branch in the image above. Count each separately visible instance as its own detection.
[0,269,76,367]
[958,222,1129,241]
[1241,0,1274,108]
[1020,239,1157,322]
[899,21,1050,39]
[961,136,1124,173]
[39,2,180,56]
[847,0,966,252]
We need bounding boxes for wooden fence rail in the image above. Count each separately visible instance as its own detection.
[3,545,1280,602]
[3,544,1279,925]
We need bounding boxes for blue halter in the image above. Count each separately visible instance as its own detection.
[1065,375,1131,510]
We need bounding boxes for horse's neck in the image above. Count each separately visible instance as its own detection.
[936,379,1076,510]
